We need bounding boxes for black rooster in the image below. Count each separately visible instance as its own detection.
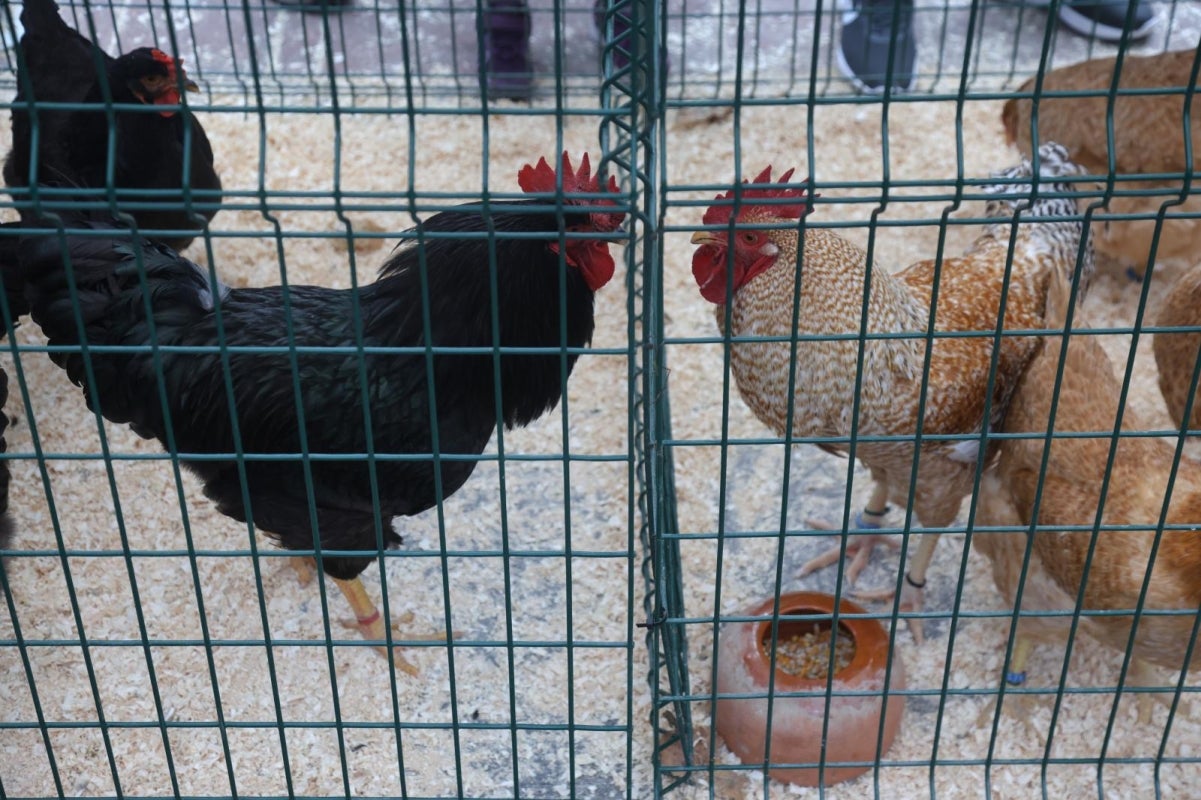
[19,152,623,672]
[4,0,222,254]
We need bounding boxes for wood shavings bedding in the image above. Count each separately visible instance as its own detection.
[1,88,1199,800]
[659,97,1201,799]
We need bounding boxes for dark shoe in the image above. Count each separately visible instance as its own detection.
[1054,0,1156,42]
[836,0,916,94]
[482,0,533,100]
[269,0,349,12]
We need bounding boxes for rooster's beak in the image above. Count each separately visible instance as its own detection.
[690,231,721,246]
[185,78,200,92]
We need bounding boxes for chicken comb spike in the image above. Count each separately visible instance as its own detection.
[702,165,815,226]
[518,151,625,232]
[519,151,608,195]
[150,49,175,69]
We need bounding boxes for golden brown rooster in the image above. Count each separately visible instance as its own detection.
[689,143,1094,642]
[1153,263,1201,432]
[1002,47,1201,279]
[975,267,1201,724]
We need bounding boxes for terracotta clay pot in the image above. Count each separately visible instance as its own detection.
[714,591,905,787]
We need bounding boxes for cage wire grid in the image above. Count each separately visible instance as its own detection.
[1,0,1201,798]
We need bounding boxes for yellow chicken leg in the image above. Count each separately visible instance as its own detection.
[286,559,448,674]
[333,574,432,672]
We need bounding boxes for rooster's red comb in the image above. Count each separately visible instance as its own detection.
[702,166,815,227]
[518,151,625,232]
[150,49,178,71]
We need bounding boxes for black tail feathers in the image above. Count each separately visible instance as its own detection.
[0,224,29,327]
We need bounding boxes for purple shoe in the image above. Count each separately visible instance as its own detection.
[593,0,668,76]
[594,0,631,70]
[482,0,533,100]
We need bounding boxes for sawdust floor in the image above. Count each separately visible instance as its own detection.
[2,92,1201,799]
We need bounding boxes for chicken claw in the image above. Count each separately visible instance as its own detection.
[800,497,928,643]
[799,516,900,587]
[1128,658,1185,725]
[338,607,422,677]
[847,528,941,645]
[974,638,1043,734]
[974,690,1043,737]
[332,576,450,676]
[852,573,926,645]
[978,654,1182,728]
[800,482,898,586]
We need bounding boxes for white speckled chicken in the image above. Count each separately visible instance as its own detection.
[689,143,1094,642]
[975,266,1201,723]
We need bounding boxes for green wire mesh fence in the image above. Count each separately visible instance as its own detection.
[1,0,1201,798]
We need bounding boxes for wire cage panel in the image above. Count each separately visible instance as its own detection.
[4,0,1197,107]
[0,0,658,795]
[2,0,1201,799]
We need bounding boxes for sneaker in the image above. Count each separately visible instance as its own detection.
[1053,0,1156,42]
[481,0,533,100]
[836,0,917,94]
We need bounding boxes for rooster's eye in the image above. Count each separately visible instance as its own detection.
[740,232,758,245]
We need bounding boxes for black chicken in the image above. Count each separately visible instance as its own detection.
[19,152,624,672]
[4,0,222,254]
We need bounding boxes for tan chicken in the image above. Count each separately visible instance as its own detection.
[1153,263,1201,432]
[1003,48,1201,279]
[689,142,1094,643]
[975,267,1201,724]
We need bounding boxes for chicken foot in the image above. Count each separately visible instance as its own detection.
[851,529,940,645]
[286,557,446,676]
[800,482,898,586]
[974,637,1043,733]
[334,575,451,677]
[976,645,1181,732]
[1126,657,1184,725]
